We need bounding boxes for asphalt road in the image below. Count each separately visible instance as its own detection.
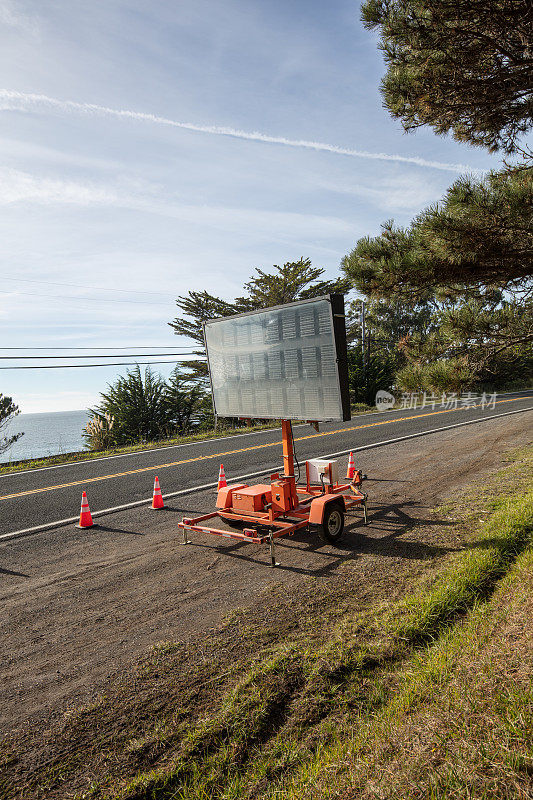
[1,391,532,538]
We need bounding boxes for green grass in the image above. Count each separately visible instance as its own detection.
[282,504,533,799]
[0,405,375,475]
[104,456,533,800]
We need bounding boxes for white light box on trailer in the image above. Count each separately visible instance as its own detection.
[204,294,351,422]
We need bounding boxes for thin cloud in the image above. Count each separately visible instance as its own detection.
[0,167,121,206]
[0,1,38,34]
[0,167,354,238]
[0,90,482,175]
[314,174,445,212]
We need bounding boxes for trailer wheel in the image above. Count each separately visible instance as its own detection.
[317,501,345,544]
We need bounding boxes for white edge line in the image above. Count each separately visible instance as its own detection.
[1,405,531,544]
[1,391,530,478]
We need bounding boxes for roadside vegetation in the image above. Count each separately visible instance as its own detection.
[0,394,23,455]
[84,365,211,450]
[2,445,532,799]
[343,0,532,397]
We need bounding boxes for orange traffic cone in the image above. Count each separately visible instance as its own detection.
[346,452,355,480]
[77,491,94,528]
[151,476,164,509]
[217,464,227,491]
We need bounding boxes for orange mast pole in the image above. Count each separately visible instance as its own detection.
[281,419,294,477]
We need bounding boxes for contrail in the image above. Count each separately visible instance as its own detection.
[0,90,481,175]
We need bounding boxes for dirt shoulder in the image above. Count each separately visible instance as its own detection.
[0,415,531,798]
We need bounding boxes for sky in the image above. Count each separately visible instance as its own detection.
[0,0,503,413]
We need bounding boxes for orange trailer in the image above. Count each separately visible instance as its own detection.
[178,420,367,567]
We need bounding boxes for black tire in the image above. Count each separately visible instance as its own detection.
[317,501,345,544]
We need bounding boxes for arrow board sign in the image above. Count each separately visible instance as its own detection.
[204,294,351,422]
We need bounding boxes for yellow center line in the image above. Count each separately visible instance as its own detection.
[0,398,521,501]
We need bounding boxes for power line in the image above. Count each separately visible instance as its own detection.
[0,352,194,359]
[0,359,197,370]
[0,346,190,350]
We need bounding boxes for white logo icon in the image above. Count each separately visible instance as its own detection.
[375,390,396,411]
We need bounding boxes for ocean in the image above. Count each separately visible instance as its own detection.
[0,409,90,464]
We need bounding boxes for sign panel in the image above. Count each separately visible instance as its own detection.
[204,294,351,422]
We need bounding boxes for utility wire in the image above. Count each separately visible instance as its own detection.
[0,346,189,350]
[0,352,195,359]
[0,360,195,370]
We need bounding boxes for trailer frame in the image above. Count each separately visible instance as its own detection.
[178,420,368,566]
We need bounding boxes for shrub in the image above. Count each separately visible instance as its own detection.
[84,413,115,451]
